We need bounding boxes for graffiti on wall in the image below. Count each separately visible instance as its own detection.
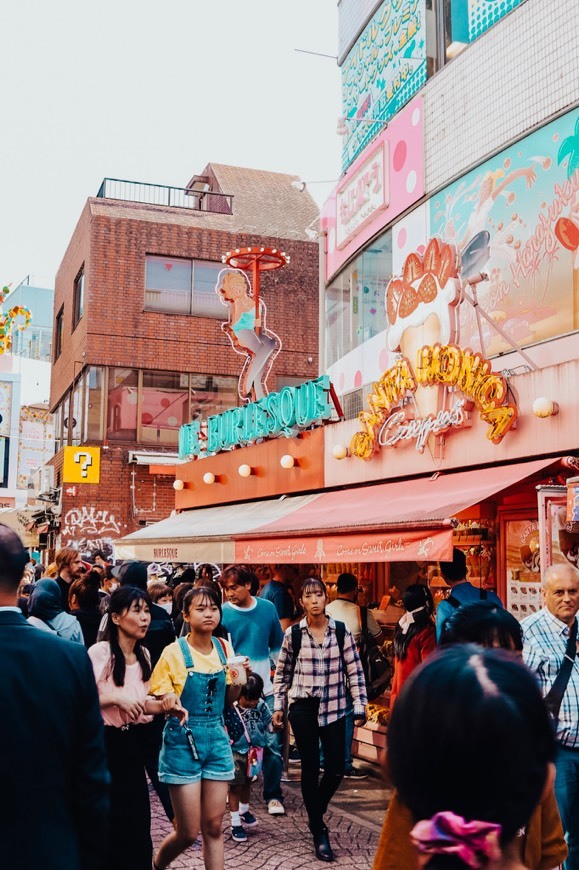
[341,0,426,170]
[61,507,122,561]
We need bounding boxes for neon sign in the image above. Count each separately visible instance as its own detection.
[350,344,518,461]
[179,376,333,459]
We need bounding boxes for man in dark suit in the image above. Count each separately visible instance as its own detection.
[0,525,109,869]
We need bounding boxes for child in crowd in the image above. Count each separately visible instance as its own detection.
[228,673,272,843]
[151,584,248,870]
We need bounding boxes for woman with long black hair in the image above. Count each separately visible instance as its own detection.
[390,584,436,711]
[88,586,185,870]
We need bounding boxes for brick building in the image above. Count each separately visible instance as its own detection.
[49,164,319,559]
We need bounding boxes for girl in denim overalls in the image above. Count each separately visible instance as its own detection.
[151,585,246,870]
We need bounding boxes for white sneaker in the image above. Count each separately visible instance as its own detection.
[267,799,285,815]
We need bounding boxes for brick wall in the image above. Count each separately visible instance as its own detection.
[51,205,320,407]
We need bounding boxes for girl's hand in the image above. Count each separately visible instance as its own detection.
[242,657,252,675]
[272,711,284,730]
[115,695,146,722]
[162,693,188,723]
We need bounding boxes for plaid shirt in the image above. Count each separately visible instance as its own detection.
[522,606,579,747]
[273,617,367,727]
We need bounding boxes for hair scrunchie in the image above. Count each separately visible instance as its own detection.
[411,811,502,869]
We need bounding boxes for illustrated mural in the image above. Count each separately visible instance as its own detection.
[467,0,525,42]
[340,0,426,170]
[430,108,579,356]
[17,406,54,490]
[216,268,281,403]
[0,285,31,354]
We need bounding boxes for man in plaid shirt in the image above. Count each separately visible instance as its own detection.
[272,578,367,863]
[522,562,579,870]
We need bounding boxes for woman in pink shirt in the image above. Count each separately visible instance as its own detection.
[89,586,184,870]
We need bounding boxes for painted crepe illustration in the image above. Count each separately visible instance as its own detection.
[385,238,464,421]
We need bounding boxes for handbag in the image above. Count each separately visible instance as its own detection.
[358,606,392,701]
[246,745,264,778]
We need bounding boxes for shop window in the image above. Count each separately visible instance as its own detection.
[141,371,189,446]
[73,267,85,328]
[325,229,392,369]
[54,306,64,361]
[145,256,223,318]
[53,402,63,453]
[0,436,9,487]
[84,366,105,441]
[107,368,138,441]
[70,379,84,446]
[190,374,238,422]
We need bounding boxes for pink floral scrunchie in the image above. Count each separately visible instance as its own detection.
[411,811,502,869]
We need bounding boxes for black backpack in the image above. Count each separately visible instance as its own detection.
[358,606,392,701]
[291,620,346,663]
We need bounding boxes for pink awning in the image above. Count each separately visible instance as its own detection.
[233,457,556,564]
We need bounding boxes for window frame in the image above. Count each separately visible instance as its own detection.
[54,305,64,361]
[144,255,225,319]
[72,266,85,329]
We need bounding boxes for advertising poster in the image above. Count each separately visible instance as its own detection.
[430,108,579,354]
[341,0,426,170]
[505,519,542,619]
[17,406,54,490]
[0,382,12,438]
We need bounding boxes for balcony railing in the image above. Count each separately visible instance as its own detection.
[96,178,233,214]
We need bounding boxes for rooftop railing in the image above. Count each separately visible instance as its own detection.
[95,178,233,214]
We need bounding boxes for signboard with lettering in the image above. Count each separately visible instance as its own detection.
[235,527,453,564]
[337,141,389,248]
[179,376,334,459]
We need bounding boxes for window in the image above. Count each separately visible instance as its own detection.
[54,306,64,361]
[325,229,392,368]
[141,371,189,445]
[190,374,238,422]
[107,368,138,441]
[145,256,224,318]
[83,367,105,441]
[73,267,85,327]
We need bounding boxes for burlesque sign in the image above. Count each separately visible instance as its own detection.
[179,376,333,459]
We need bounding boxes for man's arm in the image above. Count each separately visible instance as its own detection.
[269,607,285,663]
[435,600,451,643]
[71,648,110,870]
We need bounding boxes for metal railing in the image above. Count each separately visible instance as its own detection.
[96,178,233,214]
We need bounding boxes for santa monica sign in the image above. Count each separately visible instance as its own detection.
[351,344,518,461]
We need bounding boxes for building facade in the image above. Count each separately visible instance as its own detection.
[49,163,320,558]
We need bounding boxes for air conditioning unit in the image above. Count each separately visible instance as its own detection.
[31,465,55,495]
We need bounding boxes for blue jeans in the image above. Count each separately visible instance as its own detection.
[554,745,579,870]
[263,694,283,802]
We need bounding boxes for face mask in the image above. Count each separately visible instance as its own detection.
[159,602,173,614]
[108,581,119,593]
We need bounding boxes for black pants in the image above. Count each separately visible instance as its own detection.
[104,725,152,870]
[289,699,346,834]
[137,717,174,821]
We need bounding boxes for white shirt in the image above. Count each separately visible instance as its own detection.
[325,599,382,645]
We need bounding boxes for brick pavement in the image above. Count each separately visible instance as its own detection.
[150,765,390,869]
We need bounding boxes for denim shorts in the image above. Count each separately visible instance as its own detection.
[159,716,234,785]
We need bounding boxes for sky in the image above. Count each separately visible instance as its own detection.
[0,0,341,289]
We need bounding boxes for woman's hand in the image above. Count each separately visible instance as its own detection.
[272,710,285,730]
[162,694,188,724]
[115,694,146,722]
[353,709,367,728]
[242,657,252,675]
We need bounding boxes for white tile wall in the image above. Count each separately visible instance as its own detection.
[423,0,579,194]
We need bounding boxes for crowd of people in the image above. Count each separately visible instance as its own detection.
[2,531,579,870]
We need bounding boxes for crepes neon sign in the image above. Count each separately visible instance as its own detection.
[179,375,332,459]
[350,344,518,461]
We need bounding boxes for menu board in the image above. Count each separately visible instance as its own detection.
[505,519,542,620]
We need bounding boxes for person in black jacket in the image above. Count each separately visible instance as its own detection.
[0,523,109,869]
[69,571,103,648]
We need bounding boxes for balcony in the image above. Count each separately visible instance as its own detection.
[95,178,233,214]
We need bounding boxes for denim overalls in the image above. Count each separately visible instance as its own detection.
[158,637,234,784]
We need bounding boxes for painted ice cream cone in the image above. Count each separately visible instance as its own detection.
[399,313,442,421]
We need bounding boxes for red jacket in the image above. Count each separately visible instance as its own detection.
[390,624,436,711]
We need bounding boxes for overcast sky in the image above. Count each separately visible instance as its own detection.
[1,0,341,289]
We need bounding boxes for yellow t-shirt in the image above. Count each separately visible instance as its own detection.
[150,637,234,698]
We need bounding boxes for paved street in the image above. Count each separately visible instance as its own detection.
[151,763,390,868]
